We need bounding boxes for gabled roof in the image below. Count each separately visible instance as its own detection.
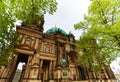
[45,27,67,36]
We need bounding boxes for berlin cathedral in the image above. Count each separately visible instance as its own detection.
[0,20,116,82]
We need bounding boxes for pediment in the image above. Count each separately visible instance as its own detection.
[16,44,35,51]
[16,44,35,55]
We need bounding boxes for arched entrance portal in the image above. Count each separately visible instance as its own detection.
[10,53,29,82]
[42,60,50,82]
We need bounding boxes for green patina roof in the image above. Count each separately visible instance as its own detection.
[45,27,67,36]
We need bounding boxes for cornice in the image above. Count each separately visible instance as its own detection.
[17,26,43,38]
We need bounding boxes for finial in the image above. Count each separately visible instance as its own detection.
[54,24,57,28]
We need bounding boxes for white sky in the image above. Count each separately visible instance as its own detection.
[111,58,120,74]
[44,0,91,39]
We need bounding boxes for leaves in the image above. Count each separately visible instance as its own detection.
[0,28,18,66]
[0,0,57,66]
[75,0,120,71]
[11,0,57,25]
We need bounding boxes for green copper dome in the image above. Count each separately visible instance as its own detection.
[45,27,67,36]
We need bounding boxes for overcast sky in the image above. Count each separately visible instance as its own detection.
[44,0,91,39]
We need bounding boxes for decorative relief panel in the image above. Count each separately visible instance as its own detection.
[45,46,50,53]
[42,42,54,54]
[44,44,51,53]
[25,39,31,45]
[23,36,35,47]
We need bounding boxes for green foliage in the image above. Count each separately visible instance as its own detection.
[75,0,120,71]
[11,0,57,25]
[0,0,17,66]
[0,0,57,66]
[0,28,18,66]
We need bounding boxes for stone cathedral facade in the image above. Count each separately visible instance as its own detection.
[0,21,117,82]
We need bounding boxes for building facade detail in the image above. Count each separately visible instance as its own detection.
[0,24,116,82]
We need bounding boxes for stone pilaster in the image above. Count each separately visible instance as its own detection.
[49,60,52,80]
[22,56,32,82]
[39,59,43,80]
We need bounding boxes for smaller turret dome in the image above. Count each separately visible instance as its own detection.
[45,27,67,36]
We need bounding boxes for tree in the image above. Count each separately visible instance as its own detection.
[75,0,120,71]
[12,0,57,25]
[0,0,57,66]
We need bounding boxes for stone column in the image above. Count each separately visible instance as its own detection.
[39,59,43,80]
[19,34,23,40]
[104,69,109,79]
[83,67,88,80]
[53,61,56,79]
[22,56,32,82]
[76,67,80,80]
[22,37,26,44]
[44,65,48,81]
[106,67,115,79]
[52,61,55,79]
[35,39,39,49]
[64,44,66,59]
[57,42,60,66]
[1,55,18,82]
[49,61,52,80]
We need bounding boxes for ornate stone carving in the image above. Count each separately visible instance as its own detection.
[0,26,116,82]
